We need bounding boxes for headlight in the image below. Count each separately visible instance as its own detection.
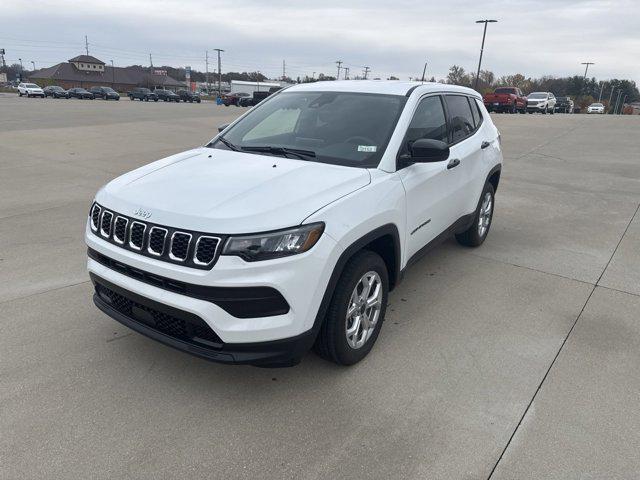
[222,223,325,261]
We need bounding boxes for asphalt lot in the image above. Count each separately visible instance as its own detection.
[1,94,639,479]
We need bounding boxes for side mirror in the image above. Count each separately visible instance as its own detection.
[218,123,230,133]
[409,139,450,163]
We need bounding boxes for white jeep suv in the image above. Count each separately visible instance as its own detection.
[86,81,503,366]
[17,82,45,98]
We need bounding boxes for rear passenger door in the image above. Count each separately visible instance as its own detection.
[443,94,486,217]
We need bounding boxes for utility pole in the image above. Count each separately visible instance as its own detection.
[598,81,605,102]
[613,89,623,115]
[85,35,89,55]
[335,60,342,80]
[110,59,114,87]
[149,53,153,68]
[0,49,5,68]
[607,87,615,113]
[30,61,35,71]
[205,50,209,94]
[474,19,497,90]
[344,67,349,80]
[213,48,224,96]
[363,66,370,79]
[581,62,594,80]
[282,59,286,80]
[421,62,428,82]
[620,95,628,115]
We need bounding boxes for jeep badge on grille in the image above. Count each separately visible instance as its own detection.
[133,207,152,219]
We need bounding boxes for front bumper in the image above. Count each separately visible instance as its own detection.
[86,221,341,345]
[92,274,315,365]
[526,104,547,111]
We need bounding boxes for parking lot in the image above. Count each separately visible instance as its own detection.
[1,93,639,479]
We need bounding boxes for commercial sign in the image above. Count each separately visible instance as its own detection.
[152,69,167,76]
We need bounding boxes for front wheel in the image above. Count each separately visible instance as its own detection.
[314,250,388,365]
[455,182,495,247]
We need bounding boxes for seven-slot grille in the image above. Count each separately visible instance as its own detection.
[89,202,222,270]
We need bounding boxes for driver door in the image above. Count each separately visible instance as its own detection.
[398,95,461,261]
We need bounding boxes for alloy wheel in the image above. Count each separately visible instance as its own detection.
[478,191,493,238]
[345,271,383,349]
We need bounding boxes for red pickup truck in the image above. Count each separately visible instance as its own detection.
[483,87,527,113]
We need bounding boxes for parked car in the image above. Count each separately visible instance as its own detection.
[554,96,574,113]
[483,87,527,113]
[18,82,45,98]
[155,89,180,102]
[43,86,69,99]
[223,92,251,106]
[238,90,271,107]
[587,102,605,114]
[128,88,158,101]
[68,88,95,99]
[177,90,202,103]
[86,81,503,367]
[526,92,556,114]
[90,86,120,100]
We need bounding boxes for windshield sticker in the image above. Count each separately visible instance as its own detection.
[357,145,377,153]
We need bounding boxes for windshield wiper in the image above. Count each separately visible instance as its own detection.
[240,145,316,161]
[216,136,240,151]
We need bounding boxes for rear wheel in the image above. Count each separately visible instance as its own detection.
[314,250,388,365]
[455,182,495,247]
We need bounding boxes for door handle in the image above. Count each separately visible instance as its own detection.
[447,158,460,170]
[481,140,491,149]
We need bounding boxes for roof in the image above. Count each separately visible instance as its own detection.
[68,55,105,65]
[231,80,282,87]
[287,80,481,98]
[29,62,185,87]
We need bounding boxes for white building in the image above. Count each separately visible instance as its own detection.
[230,80,283,94]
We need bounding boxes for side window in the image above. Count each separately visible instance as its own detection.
[444,95,476,143]
[401,96,447,155]
[469,98,482,129]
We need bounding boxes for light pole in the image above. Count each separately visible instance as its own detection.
[30,61,35,71]
[213,48,224,97]
[110,60,114,87]
[421,62,428,83]
[18,58,23,81]
[474,19,497,90]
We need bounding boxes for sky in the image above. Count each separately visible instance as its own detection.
[1,0,638,83]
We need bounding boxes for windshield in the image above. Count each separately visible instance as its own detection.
[591,103,603,107]
[25,83,39,88]
[494,88,515,94]
[103,87,115,92]
[529,93,547,99]
[210,91,407,168]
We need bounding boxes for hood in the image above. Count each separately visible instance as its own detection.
[97,148,371,233]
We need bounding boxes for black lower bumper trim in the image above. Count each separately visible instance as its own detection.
[91,274,315,366]
[88,247,290,318]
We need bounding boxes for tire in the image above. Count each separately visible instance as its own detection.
[455,182,495,247]
[19,92,23,97]
[510,102,516,114]
[314,250,389,366]
[542,106,547,114]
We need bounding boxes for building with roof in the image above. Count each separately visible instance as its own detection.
[28,55,185,92]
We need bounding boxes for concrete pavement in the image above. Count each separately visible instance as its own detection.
[1,96,639,479]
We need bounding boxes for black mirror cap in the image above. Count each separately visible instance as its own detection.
[218,123,230,133]
[409,139,450,163]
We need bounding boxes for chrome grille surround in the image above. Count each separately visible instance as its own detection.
[147,227,168,256]
[169,232,193,261]
[194,236,221,266]
[100,210,113,238]
[88,202,224,270]
[113,216,129,245]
